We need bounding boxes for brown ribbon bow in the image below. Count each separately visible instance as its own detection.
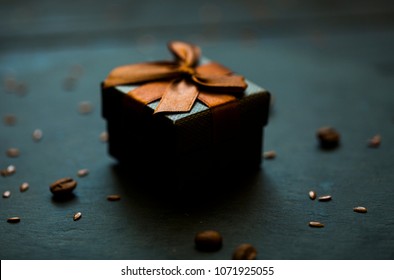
[103,41,247,114]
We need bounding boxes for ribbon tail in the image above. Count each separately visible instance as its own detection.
[128,81,171,105]
[154,79,199,114]
[198,91,237,108]
[103,61,181,88]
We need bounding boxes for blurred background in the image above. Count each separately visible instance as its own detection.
[1,0,394,50]
[1,0,394,260]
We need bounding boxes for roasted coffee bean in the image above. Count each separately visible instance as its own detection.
[77,169,89,177]
[32,129,43,141]
[50,177,77,196]
[368,135,381,148]
[3,74,27,95]
[20,182,29,192]
[78,101,93,114]
[195,230,223,252]
[263,150,276,159]
[3,190,11,198]
[73,212,82,221]
[1,165,16,177]
[317,126,340,149]
[3,114,17,126]
[318,195,332,202]
[353,206,368,213]
[7,217,20,223]
[309,221,324,228]
[309,190,317,200]
[100,131,109,142]
[232,243,257,260]
[6,148,20,157]
[7,165,16,174]
[107,194,121,201]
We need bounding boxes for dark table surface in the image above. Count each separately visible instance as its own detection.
[1,0,394,260]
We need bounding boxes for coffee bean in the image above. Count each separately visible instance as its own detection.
[77,169,89,177]
[309,190,317,200]
[20,182,29,192]
[78,101,93,114]
[3,114,17,126]
[318,195,332,202]
[3,74,28,96]
[1,165,16,177]
[316,126,340,149]
[6,148,20,158]
[7,165,16,173]
[232,243,257,260]
[263,150,276,159]
[73,212,82,221]
[32,129,43,142]
[3,190,11,198]
[195,230,222,252]
[353,206,367,213]
[100,131,109,142]
[309,221,324,228]
[368,135,381,148]
[7,217,20,223]
[50,177,77,196]
[107,194,121,201]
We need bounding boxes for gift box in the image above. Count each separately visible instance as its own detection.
[101,41,270,186]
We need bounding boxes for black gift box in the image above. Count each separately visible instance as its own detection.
[101,62,270,186]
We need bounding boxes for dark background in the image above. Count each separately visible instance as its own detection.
[1,0,394,259]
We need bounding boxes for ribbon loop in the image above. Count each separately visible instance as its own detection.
[168,41,200,67]
[192,74,247,93]
[195,62,233,76]
[104,61,180,88]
